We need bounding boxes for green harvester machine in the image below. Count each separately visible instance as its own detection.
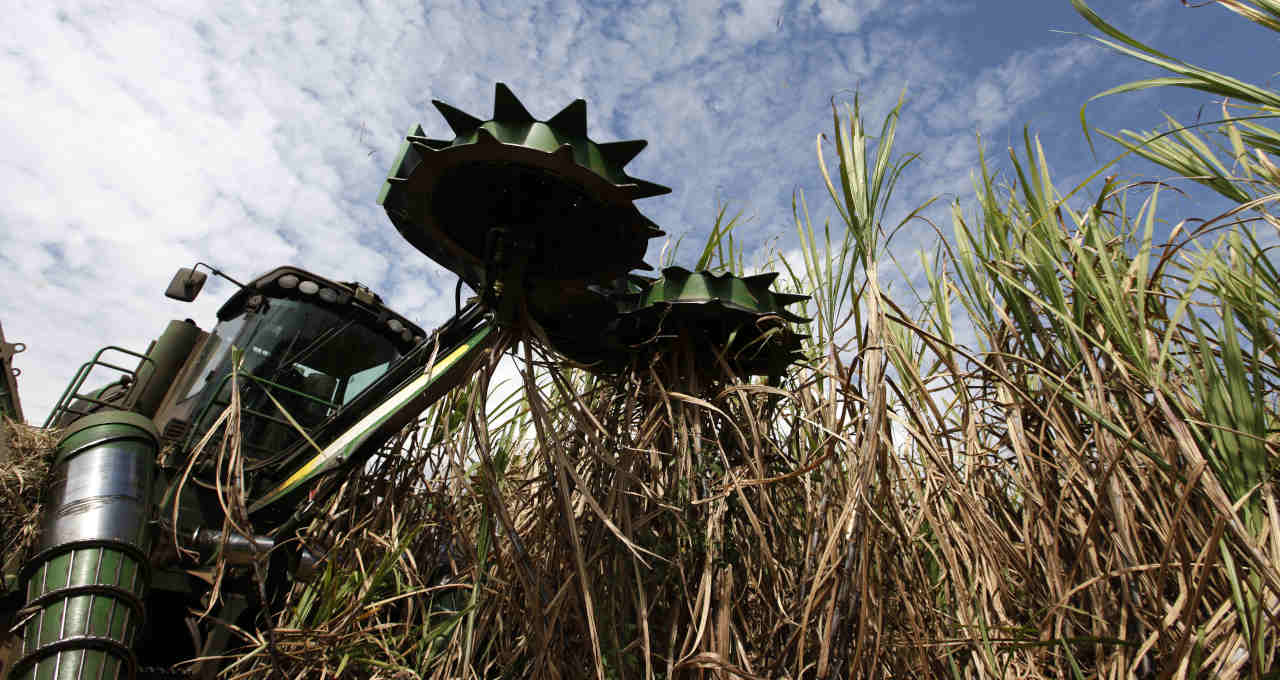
[0,84,807,680]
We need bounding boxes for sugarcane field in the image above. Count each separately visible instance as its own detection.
[2,0,1279,678]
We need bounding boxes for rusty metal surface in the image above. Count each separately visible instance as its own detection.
[0,322,24,424]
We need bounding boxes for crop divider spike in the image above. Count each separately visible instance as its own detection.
[494,83,536,122]
[432,100,483,135]
[743,272,780,287]
[628,179,672,199]
[547,99,588,136]
[599,140,648,167]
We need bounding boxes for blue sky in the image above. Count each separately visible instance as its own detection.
[1,0,1274,419]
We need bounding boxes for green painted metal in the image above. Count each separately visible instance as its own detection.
[634,267,808,323]
[20,546,142,680]
[127,319,203,418]
[378,82,667,297]
[53,410,160,465]
[613,267,810,376]
[376,82,680,373]
[248,322,496,513]
[372,83,812,375]
[14,411,158,680]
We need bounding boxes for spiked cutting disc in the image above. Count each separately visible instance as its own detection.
[378,83,669,295]
[609,267,810,376]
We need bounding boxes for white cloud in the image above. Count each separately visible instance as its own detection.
[926,40,1097,135]
[0,0,1156,420]
[724,0,787,43]
[816,0,887,33]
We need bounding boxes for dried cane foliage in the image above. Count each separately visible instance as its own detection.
[227,37,1280,680]
[13,3,1280,678]
[1,419,59,578]
[234,104,1280,680]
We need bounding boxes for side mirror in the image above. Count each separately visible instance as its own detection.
[165,267,208,302]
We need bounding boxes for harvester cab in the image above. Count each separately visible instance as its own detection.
[5,83,809,680]
[7,265,438,678]
[148,267,423,474]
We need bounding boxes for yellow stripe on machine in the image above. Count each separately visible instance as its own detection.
[249,326,489,513]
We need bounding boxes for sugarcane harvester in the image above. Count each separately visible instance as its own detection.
[4,84,807,680]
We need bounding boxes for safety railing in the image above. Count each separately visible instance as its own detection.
[44,346,155,427]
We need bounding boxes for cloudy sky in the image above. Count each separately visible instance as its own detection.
[1,0,1273,420]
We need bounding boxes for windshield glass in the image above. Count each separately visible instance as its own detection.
[187,298,403,460]
[183,315,248,401]
[246,299,398,394]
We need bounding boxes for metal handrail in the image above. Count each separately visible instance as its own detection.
[44,346,156,427]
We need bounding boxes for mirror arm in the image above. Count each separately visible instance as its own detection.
[192,262,246,290]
